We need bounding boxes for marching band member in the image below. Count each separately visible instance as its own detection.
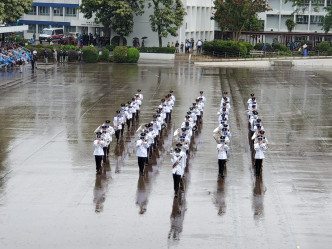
[136,132,150,176]
[101,125,111,163]
[217,136,229,178]
[254,135,268,178]
[93,133,106,174]
[197,91,206,103]
[171,147,185,197]
[131,99,137,125]
[135,94,142,121]
[137,89,143,100]
[113,110,123,144]
[169,90,176,102]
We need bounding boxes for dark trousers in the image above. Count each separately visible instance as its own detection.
[166,112,170,123]
[138,156,146,174]
[132,113,135,125]
[218,159,226,176]
[173,174,181,194]
[255,159,263,177]
[103,147,108,163]
[115,130,120,142]
[126,119,131,130]
[120,127,124,136]
[136,110,139,120]
[95,155,102,172]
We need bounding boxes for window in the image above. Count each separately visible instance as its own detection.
[53,7,63,16]
[28,6,37,15]
[310,15,323,24]
[65,7,77,17]
[296,15,309,24]
[65,26,77,34]
[327,0,332,6]
[39,6,50,16]
[38,25,49,33]
[28,24,36,33]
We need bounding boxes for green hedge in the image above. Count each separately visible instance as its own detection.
[127,48,140,63]
[82,47,99,63]
[316,41,331,52]
[138,47,175,54]
[202,40,248,57]
[113,46,128,63]
[100,48,110,62]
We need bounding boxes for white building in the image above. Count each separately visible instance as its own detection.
[20,0,215,46]
[257,0,332,43]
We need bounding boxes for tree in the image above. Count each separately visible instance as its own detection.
[321,6,332,33]
[285,18,296,32]
[80,0,144,45]
[148,0,186,47]
[0,0,33,24]
[212,0,271,41]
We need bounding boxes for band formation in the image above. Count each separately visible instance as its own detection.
[92,90,268,198]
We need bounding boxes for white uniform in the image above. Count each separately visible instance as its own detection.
[197,95,206,103]
[171,154,185,176]
[136,139,149,157]
[254,142,267,159]
[101,131,111,146]
[113,116,123,130]
[217,144,229,159]
[93,139,106,155]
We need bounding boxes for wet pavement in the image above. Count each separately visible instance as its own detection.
[0,62,331,249]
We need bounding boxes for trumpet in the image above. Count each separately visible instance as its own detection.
[136,124,144,133]
[173,128,180,137]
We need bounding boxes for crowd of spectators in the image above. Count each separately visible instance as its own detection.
[0,41,31,71]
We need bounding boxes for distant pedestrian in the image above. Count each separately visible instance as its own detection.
[254,135,268,178]
[53,49,57,62]
[18,58,23,73]
[175,41,179,53]
[43,49,48,64]
[180,42,184,53]
[59,50,64,63]
[65,50,68,62]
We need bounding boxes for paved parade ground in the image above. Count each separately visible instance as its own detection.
[0,62,331,249]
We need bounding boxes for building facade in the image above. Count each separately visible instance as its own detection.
[20,0,215,46]
[257,0,332,43]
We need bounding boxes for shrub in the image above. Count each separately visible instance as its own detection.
[328,47,332,56]
[68,50,78,62]
[273,42,281,50]
[279,51,291,56]
[254,43,264,50]
[316,41,331,52]
[99,48,110,62]
[202,40,248,57]
[113,46,128,63]
[280,45,287,52]
[138,47,175,54]
[60,45,79,52]
[82,46,99,63]
[127,48,140,63]
[242,42,254,53]
[111,36,127,47]
[308,51,316,56]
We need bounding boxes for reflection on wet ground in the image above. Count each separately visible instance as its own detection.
[0,63,331,249]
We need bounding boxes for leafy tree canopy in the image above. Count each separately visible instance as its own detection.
[0,0,33,24]
[321,5,332,33]
[148,0,186,47]
[80,0,144,40]
[212,0,271,41]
